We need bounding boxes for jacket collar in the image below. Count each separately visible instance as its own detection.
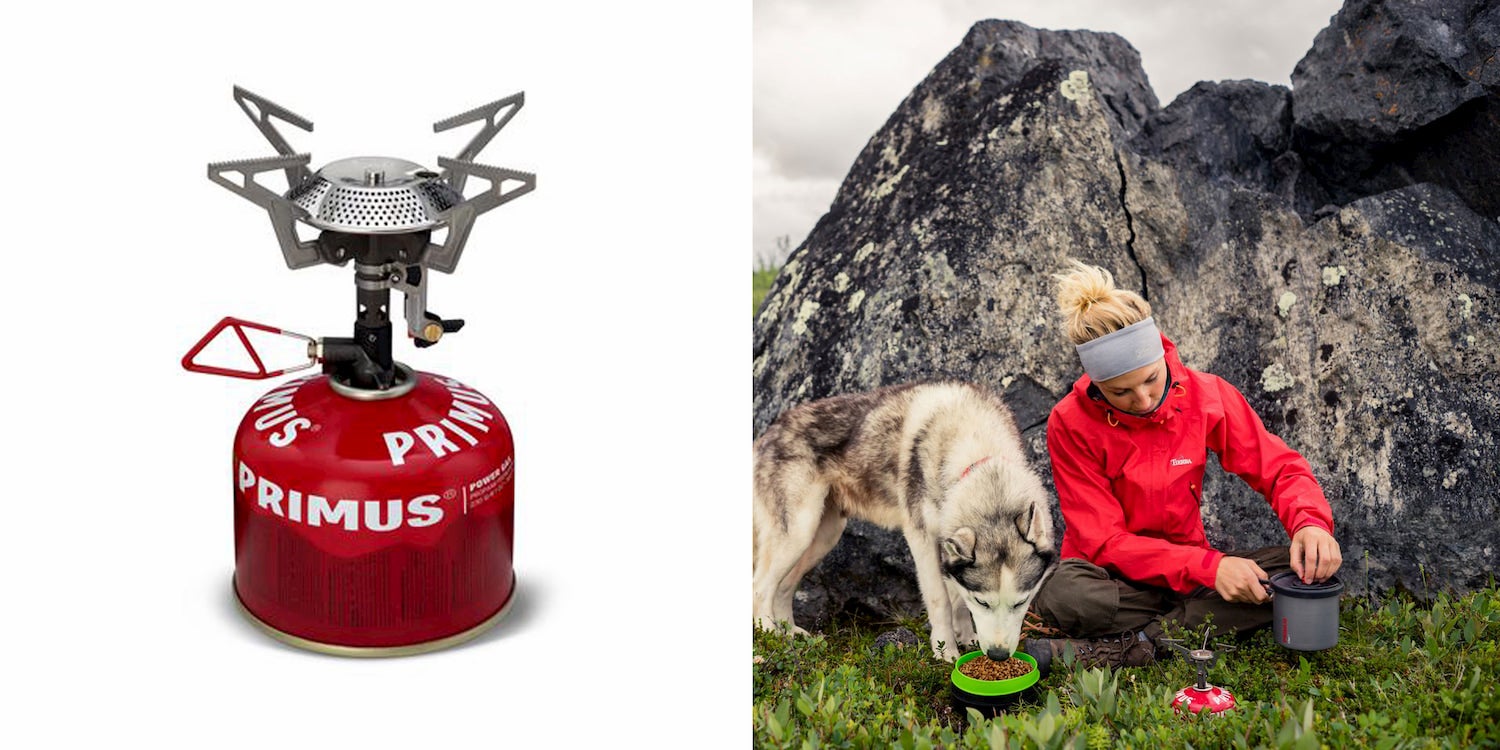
[1072,333,1190,429]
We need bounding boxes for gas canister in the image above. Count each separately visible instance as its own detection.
[233,370,515,653]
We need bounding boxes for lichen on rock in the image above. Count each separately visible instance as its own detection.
[1277,291,1298,318]
[1261,362,1296,393]
[1322,265,1349,286]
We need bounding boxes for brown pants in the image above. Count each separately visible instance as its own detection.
[1030,546,1292,640]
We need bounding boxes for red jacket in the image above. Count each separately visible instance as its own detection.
[1047,335,1334,594]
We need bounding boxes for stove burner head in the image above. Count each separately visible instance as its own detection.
[206,85,535,384]
[289,156,464,234]
[208,85,534,274]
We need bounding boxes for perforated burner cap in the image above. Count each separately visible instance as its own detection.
[287,156,464,234]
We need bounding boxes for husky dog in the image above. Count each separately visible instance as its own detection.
[753,381,1056,661]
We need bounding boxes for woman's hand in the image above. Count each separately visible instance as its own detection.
[1214,556,1272,604]
[1291,525,1342,583]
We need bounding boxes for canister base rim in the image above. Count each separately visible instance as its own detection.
[233,573,518,657]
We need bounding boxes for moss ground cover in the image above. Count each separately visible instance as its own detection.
[753,586,1500,748]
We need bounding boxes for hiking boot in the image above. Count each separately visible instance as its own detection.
[1023,630,1156,676]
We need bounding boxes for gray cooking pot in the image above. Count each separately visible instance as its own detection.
[1268,572,1343,650]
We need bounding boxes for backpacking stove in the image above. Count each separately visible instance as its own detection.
[183,86,534,656]
[1162,632,1238,714]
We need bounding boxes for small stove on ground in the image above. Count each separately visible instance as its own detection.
[1162,631,1239,714]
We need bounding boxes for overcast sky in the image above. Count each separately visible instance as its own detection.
[754,0,1345,266]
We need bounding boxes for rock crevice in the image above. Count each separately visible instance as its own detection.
[1111,146,1148,300]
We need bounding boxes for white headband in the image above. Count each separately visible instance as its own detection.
[1076,317,1164,382]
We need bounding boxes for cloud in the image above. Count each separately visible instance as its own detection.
[754,0,1344,266]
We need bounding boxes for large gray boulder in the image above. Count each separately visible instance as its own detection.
[753,2,1500,629]
[1290,0,1500,219]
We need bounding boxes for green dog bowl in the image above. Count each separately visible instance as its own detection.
[950,650,1040,718]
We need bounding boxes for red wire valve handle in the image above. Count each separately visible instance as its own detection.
[182,316,318,380]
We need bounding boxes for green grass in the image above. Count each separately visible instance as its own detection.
[753,585,1500,748]
[754,266,780,318]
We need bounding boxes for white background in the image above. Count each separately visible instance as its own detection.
[2,1,747,746]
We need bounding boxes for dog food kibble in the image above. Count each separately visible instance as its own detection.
[958,656,1034,681]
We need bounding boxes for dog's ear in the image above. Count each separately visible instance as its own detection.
[1016,504,1044,544]
[942,527,976,565]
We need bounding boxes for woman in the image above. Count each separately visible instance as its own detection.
[1024,261,1342,671]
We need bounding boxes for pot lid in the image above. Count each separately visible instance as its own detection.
[1269,571,1344,598]
[286,156,464,234]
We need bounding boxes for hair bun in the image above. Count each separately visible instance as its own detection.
[1052,260,1152,345]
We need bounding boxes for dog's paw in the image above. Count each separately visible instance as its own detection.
[755,617,811,637]
[754,616,787,633]
[931,639,962,662]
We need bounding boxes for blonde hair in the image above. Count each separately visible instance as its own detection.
[1053,260,1152,345]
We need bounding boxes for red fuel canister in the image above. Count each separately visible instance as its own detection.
[232,368,515,654]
